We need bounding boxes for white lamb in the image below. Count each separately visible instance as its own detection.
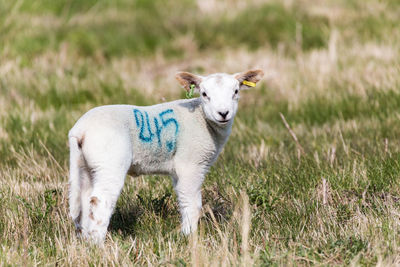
[68,69,264,243]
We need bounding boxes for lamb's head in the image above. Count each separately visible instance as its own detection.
[176,70,264,125]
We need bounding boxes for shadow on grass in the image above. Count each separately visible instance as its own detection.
[109,205,142,237]
[109,192,176,237]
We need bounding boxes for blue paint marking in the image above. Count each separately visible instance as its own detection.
[133,108,179,152]
[166,141,174,152]
[153,117,162,147]
[133,109,154,142]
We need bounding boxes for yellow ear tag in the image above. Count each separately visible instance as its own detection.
[243,80,256,87]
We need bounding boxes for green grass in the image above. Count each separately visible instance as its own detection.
[1,0,400,265]
[193,3,329,52]
[2,0,330,60]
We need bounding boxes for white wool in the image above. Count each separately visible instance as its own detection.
[68,70,263,243]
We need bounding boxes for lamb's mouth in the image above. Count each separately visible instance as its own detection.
[217,119,229,124]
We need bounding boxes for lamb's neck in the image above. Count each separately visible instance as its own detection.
[203,115,233,149]
[189,99,233,149]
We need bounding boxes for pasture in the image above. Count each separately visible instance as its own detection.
[0,0,400,265]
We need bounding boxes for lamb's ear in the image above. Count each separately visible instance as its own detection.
[175,72,202,92]
[235,69,264,90]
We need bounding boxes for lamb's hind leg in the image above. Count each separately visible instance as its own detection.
[173,164,206,235]
[75,165,92,234]
[80,167,128,244]
[78,128,132,243]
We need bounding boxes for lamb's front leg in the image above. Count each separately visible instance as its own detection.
[173,165,206,235]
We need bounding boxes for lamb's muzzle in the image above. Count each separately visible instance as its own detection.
[68,69,264,243]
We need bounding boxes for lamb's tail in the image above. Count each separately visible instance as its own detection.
[68,135,83,224]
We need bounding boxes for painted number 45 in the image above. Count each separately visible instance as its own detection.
[133,109,179,152]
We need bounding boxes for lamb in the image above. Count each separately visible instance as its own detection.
[68,69,264,243]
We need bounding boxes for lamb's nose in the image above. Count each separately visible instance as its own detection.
[218,111,229,119]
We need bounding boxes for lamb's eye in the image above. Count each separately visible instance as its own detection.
[234,89,239,94]
[202,92,207,97]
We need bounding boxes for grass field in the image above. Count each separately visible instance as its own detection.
[1,0,400,265]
